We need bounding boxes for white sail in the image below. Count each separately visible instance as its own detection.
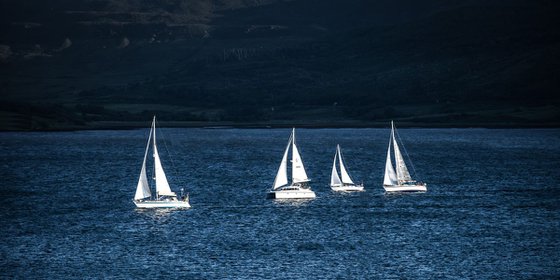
[383,135,398,186]
[153,145,176,197]
[134,125,153,200]
[391,122,412,182]
[152,118,176,197]
[337,145,354,184]
[273,133,292,190]
[291,128,309,183]
[330,148,342,186]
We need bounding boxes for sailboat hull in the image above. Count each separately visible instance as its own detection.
[134,199,191,208]
[267,186,316,199]
[331,184,364,192]
[134,116,193,208]
[383,183,427,192]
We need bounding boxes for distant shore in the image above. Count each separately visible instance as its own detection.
[1,119,559,132]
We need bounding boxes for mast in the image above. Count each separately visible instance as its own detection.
[153,116,157,199]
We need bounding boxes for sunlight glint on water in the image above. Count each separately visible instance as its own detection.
[1,128,559,278]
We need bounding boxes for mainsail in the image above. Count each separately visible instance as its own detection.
[391,121,412,182]
[291,129,309,183]
[330,148,342,186]
[337,145,354,184]
[153,145,176,197]
[383,134,398,186]
[152,119,176,197]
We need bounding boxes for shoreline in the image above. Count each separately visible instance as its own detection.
[1,120,559,132]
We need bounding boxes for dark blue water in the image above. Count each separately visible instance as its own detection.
[1,128,559,279]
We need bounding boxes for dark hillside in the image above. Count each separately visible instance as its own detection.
[0,0,558,130]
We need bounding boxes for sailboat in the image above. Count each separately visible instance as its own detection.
[383,121,427,192]
[133,116,191,208]
[267,128,316,199]
[330,144,364,191]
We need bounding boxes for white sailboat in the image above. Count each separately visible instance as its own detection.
[133,116,191,208]
[383,121,427,192]
[267,128,316,199]
[330,144,364,192]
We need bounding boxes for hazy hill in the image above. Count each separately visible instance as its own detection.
[0,0,559,130]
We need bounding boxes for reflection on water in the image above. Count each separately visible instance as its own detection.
[134,208,183,218]
[271,199,314,207]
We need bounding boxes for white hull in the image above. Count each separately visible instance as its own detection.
[331,184,364,192]
[383,183,427,193]
[134,199,191,208]
[267,186,316,199]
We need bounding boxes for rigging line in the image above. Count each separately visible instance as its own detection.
[394,126,420,179]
